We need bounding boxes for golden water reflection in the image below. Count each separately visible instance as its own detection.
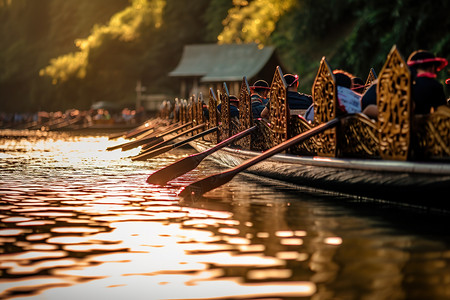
[0,131,450,299]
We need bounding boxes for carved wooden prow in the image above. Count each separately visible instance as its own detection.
[268,66,288,146]
[236,77,252,149]
[312,56,338,157]
[364,68,377,92]
[219,82,231,141]
[377,45,411,160]
[196,93,204,125]
[208,88,219,143]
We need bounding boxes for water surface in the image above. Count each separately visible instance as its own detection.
[1,130,450,300]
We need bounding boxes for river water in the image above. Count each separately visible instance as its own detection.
[1,130,450,300]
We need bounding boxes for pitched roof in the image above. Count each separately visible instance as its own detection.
[169,43,276,82]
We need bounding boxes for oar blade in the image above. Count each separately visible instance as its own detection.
[178,169,236,198]
[146,153,204,185]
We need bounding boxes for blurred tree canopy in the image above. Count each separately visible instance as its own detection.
[1,0,449,112]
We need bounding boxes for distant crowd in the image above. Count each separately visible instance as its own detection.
[0,106,148,129]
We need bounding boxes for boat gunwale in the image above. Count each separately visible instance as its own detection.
[191,140,450,176]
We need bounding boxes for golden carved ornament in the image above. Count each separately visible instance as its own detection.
[220,83,231,141]
[377,45,411,160]
[190,95,197,128]
[287,116,315,155]
[171,99,179,123]
[364,68,377,93]
[236,77,252,149]
[187,98,193,127]
[267,66,288,147]
[179,99,186,124]
[197,93,204,125]
[208,88,219,143]
[312,57,337,157]
[340,114,379,158]
[414,105,450,159]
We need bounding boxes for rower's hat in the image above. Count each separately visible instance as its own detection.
[284,74,299,87]
[229,95,239,102]
[251,80,270,90]
[407,50,448,72]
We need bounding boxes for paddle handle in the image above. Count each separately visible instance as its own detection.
[147,125,257,185]
[178,116,344,197]
[142,123,205,151]
[232,117,341,174]
[204,125,258,156]
[135,127,219,161]
[172,126,218,148]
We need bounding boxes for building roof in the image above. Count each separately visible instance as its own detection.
[169,43,276,82]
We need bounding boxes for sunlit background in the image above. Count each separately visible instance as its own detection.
[1,0,449,112]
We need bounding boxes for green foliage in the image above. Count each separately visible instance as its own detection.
[203,0,233,42]
[1,0,449,112]
[218,0,296,45]
[0,0,129,111]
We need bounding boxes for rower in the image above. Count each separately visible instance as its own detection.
[305,70,361,122]
[407,50,448,114]
[261,73,312,118]
[250,79,269,119]
[362,49,448,119]
[217,94,240,119]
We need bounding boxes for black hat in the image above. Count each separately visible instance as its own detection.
[229,95,239,102]
[283,74,299,87]
[407,50,448,72]
[251,80,270,90]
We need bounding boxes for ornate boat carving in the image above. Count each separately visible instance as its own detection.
[312,57,337,157]
[377,46,411,160]
[208,88,219,143]
[219,83,231,141]
[236,77,252,149]
[267,66,288,147]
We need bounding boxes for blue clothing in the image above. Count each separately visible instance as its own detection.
[361,76,446,114]
[360,83,377,111]
[287,91,313,109]
[412,75,446,114]
[217,103,240,118]
[304,104,314,122]
[251,94,266,119]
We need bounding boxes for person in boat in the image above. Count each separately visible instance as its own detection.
[446,78,450,104]
[362,50,448,119]
[202,100,209,121]
[351,76,365,94]
[217,95,240,119]
[261,73,313,118]
[407,50,448,114]
[250,79,270,119]
[360,80,378,118]
[304,70,362,122]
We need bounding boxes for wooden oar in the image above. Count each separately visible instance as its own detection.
[108,118,157,140]
[146,125,258,185]
[132,123,206,161]
[106,122,191,151]
[124,119,170,139]
[133,126,219,161]
[178,116,346,198]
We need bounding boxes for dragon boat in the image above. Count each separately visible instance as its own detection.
[150,46,450,210]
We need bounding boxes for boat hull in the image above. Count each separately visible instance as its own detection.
[190,140,450,210]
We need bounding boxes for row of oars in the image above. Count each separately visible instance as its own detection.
[109,110,348,198]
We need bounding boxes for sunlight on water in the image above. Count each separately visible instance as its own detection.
[1,130,450,299]
[0,132,317,299]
